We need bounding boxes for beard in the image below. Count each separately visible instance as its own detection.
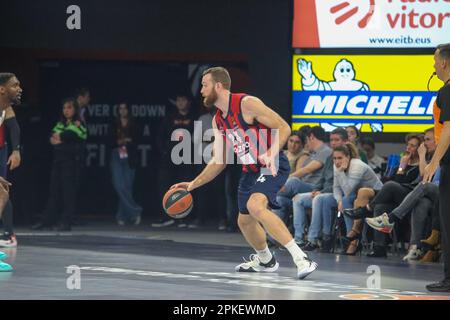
[203,89,218,108]
[9,92,21,106]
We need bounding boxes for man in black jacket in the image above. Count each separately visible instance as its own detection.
[423,43,450,292]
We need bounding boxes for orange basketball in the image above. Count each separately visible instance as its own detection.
[162,188,193,219]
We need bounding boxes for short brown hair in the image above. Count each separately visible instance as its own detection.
[405,133,424,145]
[202,67,231,90]
[437,43,450,61]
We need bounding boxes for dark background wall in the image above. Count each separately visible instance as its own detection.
[0,0,293,223]
[0,0,293,120]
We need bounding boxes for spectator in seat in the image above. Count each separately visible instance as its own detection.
[344,133,424,258]
[360,137,386,179]
[333,143,383,255]
[292,128,349,252]
[273,126,332,225]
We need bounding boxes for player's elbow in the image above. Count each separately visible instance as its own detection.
[281,120,291,136]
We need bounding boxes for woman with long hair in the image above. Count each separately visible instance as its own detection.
[332,143,383,255]
[32,97,87,231]
[109,102,142,225]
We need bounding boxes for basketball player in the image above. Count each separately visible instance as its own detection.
[171,67,317,279]
[0,73,22,272]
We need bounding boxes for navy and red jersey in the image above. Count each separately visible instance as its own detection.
[214,93,273,173]
[0,125,5,148]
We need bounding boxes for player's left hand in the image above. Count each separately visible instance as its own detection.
[7,150,21,170]
[258,153,277,177]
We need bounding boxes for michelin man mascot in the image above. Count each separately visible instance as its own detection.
[297,58,383,132]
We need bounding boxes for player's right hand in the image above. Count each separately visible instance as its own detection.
[170,181,194,192]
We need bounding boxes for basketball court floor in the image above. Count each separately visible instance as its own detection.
[1,225,450,300]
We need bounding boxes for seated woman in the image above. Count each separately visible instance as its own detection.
[344,133,426,257]
[285,131,309,175]
[332,143,383,255]
[364,129,438,260]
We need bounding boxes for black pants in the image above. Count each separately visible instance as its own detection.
[369,181,412,210]
[431,199,441,231]
[2,201,13,235]
[370,181,412,246]
[439,164,450,280]
[0,145,14,235]
[42,159,80,226]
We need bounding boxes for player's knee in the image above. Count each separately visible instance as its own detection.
[238,214,253,229]
[246,195,266,219]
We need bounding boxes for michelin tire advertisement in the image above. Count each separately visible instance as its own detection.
[292,54,438,133]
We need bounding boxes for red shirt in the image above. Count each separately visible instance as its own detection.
[214,93,272,173]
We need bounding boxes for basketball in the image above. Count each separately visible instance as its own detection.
[162,188,193,219]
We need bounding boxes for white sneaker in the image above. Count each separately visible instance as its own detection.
[403,248,422,261]
[235,254,279,272]
[134,215,141,226]
[177,222,188,228]
[296,256,318,280]
[0,234,17,248]
[151,219,175,228]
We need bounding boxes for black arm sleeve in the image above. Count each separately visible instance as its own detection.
[4,117,21,151]
[438,84,450,123]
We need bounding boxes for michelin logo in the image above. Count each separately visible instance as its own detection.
[296,58,435,132]
[297,92,435,118]
[297,58,380,132]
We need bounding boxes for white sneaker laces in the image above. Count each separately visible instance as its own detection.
[241,254,261,267]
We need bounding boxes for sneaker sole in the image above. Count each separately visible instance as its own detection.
[235,262,279,273]
[298,262,318,280]
[365,219,393,234]
[0,244,17,248]
[0,262,13,272]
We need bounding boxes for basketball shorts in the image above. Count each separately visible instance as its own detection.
[237,152,290,214]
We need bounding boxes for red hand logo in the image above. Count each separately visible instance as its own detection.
[330,0,376,28]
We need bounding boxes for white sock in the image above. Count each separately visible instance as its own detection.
[256,246,273,264]
[284,239,307,262]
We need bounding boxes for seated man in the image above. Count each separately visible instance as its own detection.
[360,137,386,179]
[274,126,331,223]
[292,128,348,251]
